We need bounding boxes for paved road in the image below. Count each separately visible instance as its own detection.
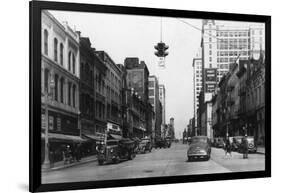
[42,143,265,184]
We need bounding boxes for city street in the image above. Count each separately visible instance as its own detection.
[42,143,265,184]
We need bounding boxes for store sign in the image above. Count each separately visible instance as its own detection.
[205,68,217,93]
[205,83,216,93]
[205,68,217,82]
[107,122,120,132]
[41,114,46,129]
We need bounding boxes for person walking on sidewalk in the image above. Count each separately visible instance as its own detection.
[224,137,232,158]
[242,135,249,159]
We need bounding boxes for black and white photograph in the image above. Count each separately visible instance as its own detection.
[39,7,267,185]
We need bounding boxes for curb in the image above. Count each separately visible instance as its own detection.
[42,157,97,173]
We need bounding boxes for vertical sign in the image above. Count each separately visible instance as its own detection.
[205,68,217,93]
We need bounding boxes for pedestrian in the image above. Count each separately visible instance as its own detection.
[63,145,72,164]
[242,135,249,159]
[225,137,232,158]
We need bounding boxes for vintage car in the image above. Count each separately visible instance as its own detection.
[238,136,257,153]
[97,138,136,165]
[165,137,172,148]
[187,136,211,161]
[216,137,225,148]
[154,139,166,148]
[232,136,244,151]
[138,138,152,153]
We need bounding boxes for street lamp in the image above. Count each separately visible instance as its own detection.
[42,77,55,170]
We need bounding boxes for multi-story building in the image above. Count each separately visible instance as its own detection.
[79,37,96,140]
[198,20,264,139]
[167,118,175,139]
[95,51,123,136]
[124,57,150,138]
[211,52,265,146]
[148,76,162,140]
[245,54,265,145]
[202,20,264,85]
[159,84,166,125]
[192,50,202,134]
[41,11,81,164]
[159,84,166,137]
[93,52,107,137]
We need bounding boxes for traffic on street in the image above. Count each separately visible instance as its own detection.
[42,142,265,184]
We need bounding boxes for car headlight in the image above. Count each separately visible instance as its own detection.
[110,149,114,153]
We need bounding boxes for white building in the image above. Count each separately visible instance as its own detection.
[199,19,264,139]
[202,20,265,86]
[192,50,202,131]
[159,84,166,125]
[41,10,80,136]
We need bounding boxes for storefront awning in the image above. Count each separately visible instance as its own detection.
[109,134,123,140]
[84,134,104,141]
[41,133,85,143]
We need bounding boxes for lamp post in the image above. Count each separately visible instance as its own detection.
[42,77,55,170]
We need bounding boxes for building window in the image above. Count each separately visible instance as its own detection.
[149,89,155,96]
[72,54,76,74]
[60,43,64,65]
[209,37,212,42]
[44,69,49,93]
[73,85,76,107]
[209,44,212,49]
[209,50,212,55]
[68,82,72,106]
[60,78,64,103]
[209,57,212,62]
[68,52,72,71]
[44,29,48,55]
[54,38,58,62]
[54,74,59,101]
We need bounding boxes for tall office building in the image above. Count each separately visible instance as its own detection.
[159,84,166,125]
[148,76,162,139]
[192,50,202,133]
[198,19,264,139]
[201,20,265,102]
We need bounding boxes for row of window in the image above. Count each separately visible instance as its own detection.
[43,29,76,75]
[44,68,77,108]
[217,51,249,57]
[81,62,94,87]
[217,31,249,37]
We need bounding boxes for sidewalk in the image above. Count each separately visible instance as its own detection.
[42,155,97,172]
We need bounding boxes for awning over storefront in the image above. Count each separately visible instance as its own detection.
[41,133,85,143]
[84,134,104,141]
[109,134,123,140]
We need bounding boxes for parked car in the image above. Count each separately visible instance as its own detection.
[238,136,257,153]
[212,138,218,147]
[97,138,136,165]
[187,136,211,161]
[138,138,152,153]
[155,139,166,148]
[232,136,244,151]
[165,137,172,148]
[183,137,188,144]
[216,137,225,148]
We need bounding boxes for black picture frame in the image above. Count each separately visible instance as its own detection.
[29,1,271,192]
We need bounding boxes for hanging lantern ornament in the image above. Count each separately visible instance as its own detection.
[154,17,169,68]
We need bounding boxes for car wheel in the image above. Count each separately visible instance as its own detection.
[188,156,192,162]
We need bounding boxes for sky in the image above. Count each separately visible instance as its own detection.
[49,10,202,138]
[49,10,263,139]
